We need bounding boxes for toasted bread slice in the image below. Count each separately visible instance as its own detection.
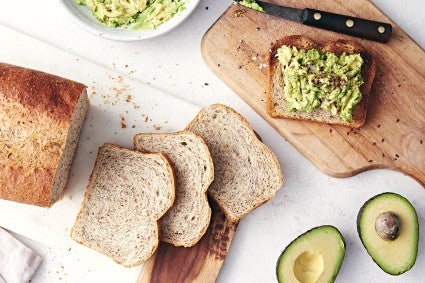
[267,35,376,128]
[186,104,283,222]
[71,143,175,267]
[134,131,214,247]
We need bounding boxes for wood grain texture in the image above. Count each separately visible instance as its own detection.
[201,0,425,186]
[138,200,238,283]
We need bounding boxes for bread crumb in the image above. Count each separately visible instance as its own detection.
[259,63,268,69]
[233,9,246,17]
[120,116,127,128]
[153,125,162,130]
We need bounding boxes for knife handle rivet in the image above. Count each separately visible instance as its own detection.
[313,12,321,20]
[346,19,354,27]
[378,26,386,33]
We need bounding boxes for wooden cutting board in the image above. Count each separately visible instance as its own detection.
[201,0,425,186]
[139,1,424,282]
[138,200,237,283]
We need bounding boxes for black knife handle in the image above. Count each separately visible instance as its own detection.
[301,8,392,43]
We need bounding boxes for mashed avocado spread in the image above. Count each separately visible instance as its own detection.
[277,45,364,122]
[76,0,187,29]
[238,0,264,12]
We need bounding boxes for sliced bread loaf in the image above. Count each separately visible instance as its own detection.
[0,63,89,207]
[133,131,214,247]
[71,143,175,267]
[186,104,283,222]
[267,35,376,128]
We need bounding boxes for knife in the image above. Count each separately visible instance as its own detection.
[235,0,392,43]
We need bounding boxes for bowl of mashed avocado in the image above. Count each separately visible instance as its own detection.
[60,0,200,40]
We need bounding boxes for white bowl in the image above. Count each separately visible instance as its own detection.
[60,0,200,41]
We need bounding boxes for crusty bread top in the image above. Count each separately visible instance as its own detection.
[186,104,283,222]
[134,131,214,247]
[267,35,376,128]
[71,143,175,267]
[0,63,88,206]
[0,63,85,122]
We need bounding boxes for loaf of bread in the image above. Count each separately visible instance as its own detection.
[134,131,214,247]
[186,104,283,222]
[267,35,376,128]
[0,63,89,207]
[71,143,175,267]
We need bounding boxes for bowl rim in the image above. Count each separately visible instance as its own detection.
[60,0,200,41]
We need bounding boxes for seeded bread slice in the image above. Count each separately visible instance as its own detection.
[186,104,283,222]
[71,143,175,267]
[133,131,214,247]
[267,35,376,128]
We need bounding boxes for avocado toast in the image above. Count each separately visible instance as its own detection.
[267,35,376,128]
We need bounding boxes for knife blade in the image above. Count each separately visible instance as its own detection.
[235,0,392,43]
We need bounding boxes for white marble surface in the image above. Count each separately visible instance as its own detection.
[0,1,424,282]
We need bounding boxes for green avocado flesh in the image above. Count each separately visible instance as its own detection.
[276,225,346,283]
[238,0,264,12]
[357,192,419,275]
[76,0,186,29]
[277,45,364,122]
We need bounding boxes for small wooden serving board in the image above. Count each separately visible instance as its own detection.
[201,0,425,186]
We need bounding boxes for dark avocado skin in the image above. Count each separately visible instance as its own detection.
[357,192,419,275]
[276,225,346,283]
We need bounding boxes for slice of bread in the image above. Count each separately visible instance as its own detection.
[186,104,283,222]
[71,143,175,267]
[133,131,214,247]
[267,35,376,128]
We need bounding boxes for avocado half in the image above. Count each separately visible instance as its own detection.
[357,192,419,275]
[276,225,346,283]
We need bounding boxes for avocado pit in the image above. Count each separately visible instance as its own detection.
[375,211,401,241]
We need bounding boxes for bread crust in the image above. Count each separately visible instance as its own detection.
[0,63,85,122]
[0,63,87,207]
[267,35,376,128]
[0,166,52,206]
